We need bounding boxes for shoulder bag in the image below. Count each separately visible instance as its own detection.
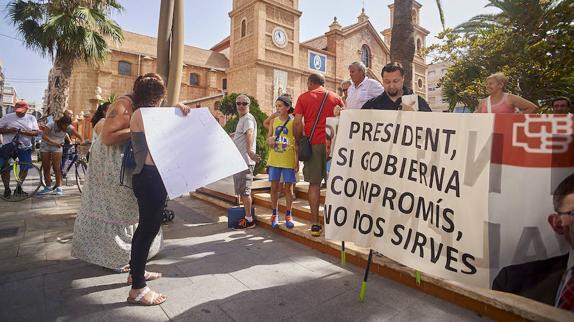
[298,91,329,161]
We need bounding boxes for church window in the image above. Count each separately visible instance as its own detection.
[361,45,371,68]
[222,78,227,90]
[118,61,132,76]
[240,19,247,38]
[417,78,424,89]
[190,73,200,86]
[416,38,423,54]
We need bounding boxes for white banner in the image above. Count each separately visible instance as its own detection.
[140,107,247,199]
[325,110,494,287]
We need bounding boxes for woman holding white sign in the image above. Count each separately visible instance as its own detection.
[72,74,189,298]
[476,72,538,114]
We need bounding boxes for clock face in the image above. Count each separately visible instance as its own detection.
[272,27,288,48]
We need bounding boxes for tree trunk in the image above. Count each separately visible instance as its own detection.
[390,0,415,89]
[46,52,73,117]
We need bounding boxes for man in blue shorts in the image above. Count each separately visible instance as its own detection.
[0,101,39,197]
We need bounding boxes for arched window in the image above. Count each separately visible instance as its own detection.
[416,38,422,53]
[240,19,247,38]
[190,73,200,86]
[118,61,132,76]
[360,44,371,68]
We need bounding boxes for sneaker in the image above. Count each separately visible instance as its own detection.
[52,187,64,195]
[13,186,28,197]
[285,214,294,229]
[233,217,256,230]
[311,224,322,237]
[3,188,11,198]
[37,186,53,195]
[271,213,279,229]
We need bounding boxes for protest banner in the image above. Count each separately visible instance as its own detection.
[324,111,574,289]
[140,107,247,199]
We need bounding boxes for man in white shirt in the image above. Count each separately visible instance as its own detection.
[0,101,39,197]
[344,61,384,109]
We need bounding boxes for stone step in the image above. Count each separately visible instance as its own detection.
[293,182,326,204]
[252,192,323,224]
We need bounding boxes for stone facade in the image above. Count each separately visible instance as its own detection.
[65,0,430,120]
[427,61,452,112]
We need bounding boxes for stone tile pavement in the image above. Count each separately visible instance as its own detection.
[0,185,491,321]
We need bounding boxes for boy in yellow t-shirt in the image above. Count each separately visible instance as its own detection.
[265,95,298,229]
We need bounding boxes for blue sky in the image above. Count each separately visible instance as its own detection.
[0,0,497,105]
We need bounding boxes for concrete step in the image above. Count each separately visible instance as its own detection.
[252,192,323,224]
[293,182,326,204]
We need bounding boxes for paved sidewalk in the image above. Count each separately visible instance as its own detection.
[0,187,490,321]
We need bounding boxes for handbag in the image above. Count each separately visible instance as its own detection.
[119,140,136,187]
[298,91,329,161]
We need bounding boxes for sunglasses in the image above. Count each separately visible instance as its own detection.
[236,102,249,106]
[555,209,574,217]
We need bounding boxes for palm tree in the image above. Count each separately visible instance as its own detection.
[8,0,123,116]
[454,0,564,34]
[454,0,566,34]
[390,0,444,88]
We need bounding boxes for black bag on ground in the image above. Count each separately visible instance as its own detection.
[298,91,329,161]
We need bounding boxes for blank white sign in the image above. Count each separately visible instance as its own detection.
[140,107,247,199]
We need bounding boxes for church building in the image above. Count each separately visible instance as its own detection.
[65,0,429,119]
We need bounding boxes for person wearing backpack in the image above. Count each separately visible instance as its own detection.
[293,73,344,237]
[265,94,298,229]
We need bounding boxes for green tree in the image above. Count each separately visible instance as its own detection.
[430,0,574,110]
[8,0,124,116]
[221,93,269,175]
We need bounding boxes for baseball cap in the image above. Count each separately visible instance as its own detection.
[15,101,29,113]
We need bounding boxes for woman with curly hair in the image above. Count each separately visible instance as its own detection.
[72,74,190,300]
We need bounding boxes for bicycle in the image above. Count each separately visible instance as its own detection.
[0,130,43,202]
[40,143,89,193]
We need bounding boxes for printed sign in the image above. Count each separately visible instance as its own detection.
[308,51,327,73]
[325,111,574,289]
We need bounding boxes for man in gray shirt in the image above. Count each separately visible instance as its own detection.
[232,94,260,229]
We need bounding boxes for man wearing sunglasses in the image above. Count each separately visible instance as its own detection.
[548,173,574,311]
[492,173,574,312]
[232,94,261,230]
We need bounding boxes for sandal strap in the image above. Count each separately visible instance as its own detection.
[134,286,151,302]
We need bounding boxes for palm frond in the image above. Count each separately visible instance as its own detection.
[435,0,446,31]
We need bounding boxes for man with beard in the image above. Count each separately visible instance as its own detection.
[361,62,431,112]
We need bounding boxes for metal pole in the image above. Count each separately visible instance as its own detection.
[359,249,373,302]
[166,0,184,106]
[157,0,174,82]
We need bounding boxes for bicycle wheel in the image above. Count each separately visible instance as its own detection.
[75,160,88,193]
[38,164,57,187]
[0,162,42,202]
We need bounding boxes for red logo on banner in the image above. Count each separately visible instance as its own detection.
[492,114,574,167]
